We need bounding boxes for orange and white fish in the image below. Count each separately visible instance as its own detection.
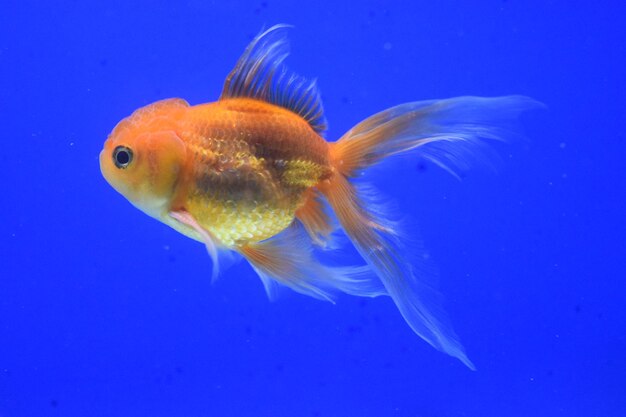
[100,25,540,369]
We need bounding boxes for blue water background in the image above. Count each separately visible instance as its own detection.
[1,1,625,416]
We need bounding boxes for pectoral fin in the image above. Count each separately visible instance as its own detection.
[238,221,386,302]
[169,210,237,282]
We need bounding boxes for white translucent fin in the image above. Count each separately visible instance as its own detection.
[325,94,541,367]
[220,24,327,134]
[238,222,386,302]
[322,175,476,369]
[333,95,543,178]
[169,210,238,282]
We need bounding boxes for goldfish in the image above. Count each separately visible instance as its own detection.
[100,24,540,369]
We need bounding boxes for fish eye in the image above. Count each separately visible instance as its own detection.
[113,146,133,169]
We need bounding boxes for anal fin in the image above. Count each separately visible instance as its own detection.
[295,189,335,248]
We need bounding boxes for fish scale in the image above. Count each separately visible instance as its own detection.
[176,98,331,246]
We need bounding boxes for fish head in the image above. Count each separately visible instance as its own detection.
[100,99,189,219]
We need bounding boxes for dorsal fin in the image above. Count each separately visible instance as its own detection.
[220,25,328,135]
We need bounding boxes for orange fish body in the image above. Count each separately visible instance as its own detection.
[100,25,540,369]
[102,97,332,247]
[179,98,332,246]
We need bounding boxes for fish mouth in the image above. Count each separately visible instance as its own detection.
[99,146,126,195]
[99,148,111,182]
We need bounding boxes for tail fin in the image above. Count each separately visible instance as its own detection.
[323,95,541,369]
[331,95,542,178]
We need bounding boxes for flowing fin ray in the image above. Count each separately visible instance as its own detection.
[332,95,543,178]
[239,222,386,302]
[322,95,542,369]
[321,176,476,369]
